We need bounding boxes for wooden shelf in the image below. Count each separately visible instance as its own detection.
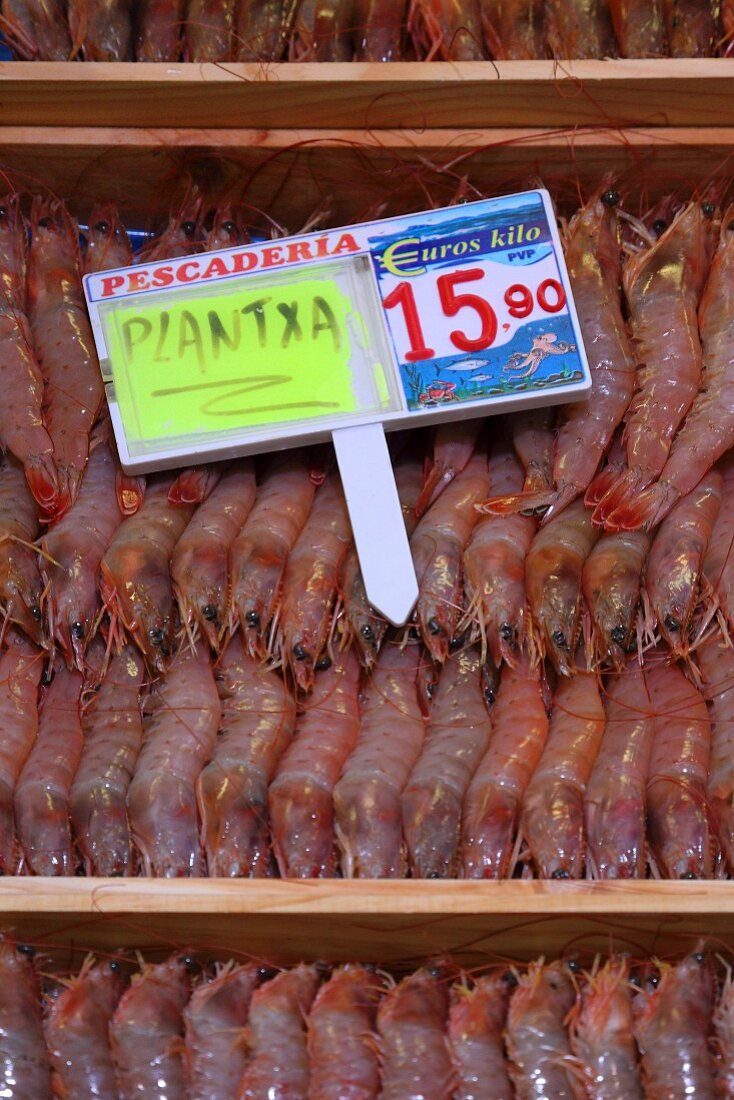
[2,880,732,963]
[0,59,732,130]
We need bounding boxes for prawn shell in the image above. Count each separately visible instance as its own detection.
[505,960,580,1099]
[184,963,258,1100]
[239,964,319,1099]
[448,974,513,1099]
[376,967,454,1100]
[0,938,52,1098]
[307,964,383,1100]
[570,957,643,1099]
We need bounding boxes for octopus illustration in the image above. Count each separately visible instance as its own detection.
[503,332,576,379]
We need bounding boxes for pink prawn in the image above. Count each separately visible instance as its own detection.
[408,0,486,58]
[307,964,383,1100]
[377,966,454,1100]
[239,964,319,1100]
[0,938,52,1098]
[135,0,185,58]
[354,0,407,59]
[505,960,581,1099]
[184,963,258,1100]
[448,973,513,1099]
[0,453,44,646]
[545,0,615,56]
[0,0,71,57]
[415,420,484,518]
[697,636,734,875]
[608,0,668,55]
[185,0,236,59]
[0,632,42,874]
[570,957,643,1099]
[480,0,544,59]
[233,0,299,60]
[68,0,135,58]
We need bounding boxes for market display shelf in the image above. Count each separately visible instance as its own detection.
[1,880,731,963]
[0,59,731,130]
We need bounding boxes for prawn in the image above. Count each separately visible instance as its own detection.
[135,0,185,58]
[591,200,718,527]
[289,0,355,59]
[505,960,581,1100]
[416,419,484,518]
[354,0,407,59]
[172,459,256,648]
[278,470,351,690]
[269,647,360,878]
[402,645,492,878]
[139,197,203,261]
[239,964,319,1100]
[521,668,606,878]
[184,963,258,1100]
[41,428,123,667]
[14,666,83,876]
[44,957,124,1099]
[697,637,734,875]
[82,203,133,275]
[646,658,712,878]
[69,644,144,876]
[169,462,225,508]
[0,938,52,1098]
[465,438,536,667]
[411,448,489,662]
[545,0,615,56]
[100,474,194,671]
[664,0,717,54]
[480,0,544,59]
[585,658,654,879]
[608,0,668,55]
[703,452,734,637]
[334,640,425,878]
[307,964,383,1100]
[642,468,722,655]
[461,653,547,879]
[0,0,71,58]
[0,632,42,874]
[0,196,57,514]
[525,496,600,675]
[110,954,191,1100]
[512,407,554,494]
[128,643,220,877]
[68,0,135,58]
[0,453,44,646]
[233,0,298,60]
[582,527,651,667]
[229,450,316,657]
[715,965,734,1096]
[569,957,643,1099]
[205,203,249,251]
[408,0,486,58]
[185,0,235,59]
[197,633,296,877]
[377,966,454,1100]
[448,973,514,1099]
[634,949,716,1098]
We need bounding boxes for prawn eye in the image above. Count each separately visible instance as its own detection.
[664,613,680,632]
[30,605,42,623]
[601,189,619,207]
[425,680,435,698]
[629,973,642,987]
[94,220,110,234]
[729,221,734,232]
[181,955,197,972]
[680,870,698,879]
[360,623,374,641]
[293,643,308,661]
[551,867,571,879]
[202,604,218,622]
[651,218,667,237]
[499,622,515,641]
[181,220,197,237]
[702,200,716,217]
[551,629,567,648]
[484,687,496,706]
[37,216,52,228]
[221,220,237,234]
[566,959,581,973]
[315,655,332,671]
[17,944,35,957]
[109,959,121,972]
[245,609,260,628]
[258,966,278,982]
[649,974,660,988]
[149,627,164,646]
[502,970,518,988]
[427,617,442,636]
[693,951,705,964]
[71,620,85,639]
[611,625,627,645]
[0,206,7,220]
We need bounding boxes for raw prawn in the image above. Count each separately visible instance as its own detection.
[646,658,712,878]
[585,658,654,878]
[198,633,295,877]
[416,419,484,518]
[135,0,185,58]
[0,195,57,513]
[354,0,407,59]
[44,957,124,1099]
[290,0,355,59]
[169,462,224,507]
[715,966,734,1096]
[0,938,52,1099]
[512,406,554,494]
[269,647,360,877]
[545,0,615,56]
[233,0,299,60]
[642,468,722,654]
[525,496,600,675]
[521,669,605,878]
[139,198,203,261]
[592,200,718,526]
[172,459,256,647]
[408,0,486,59]
[69,0,135,58]
[0,0,71,58]
[110,954,191,1100]
[307,964,383,1100]
[582,527,651,666]
[608,0,667,55]
[238,964,319,1100]
[402,645,491,878]
[377,966,453,1100]
[465,439,535,667]
[505,960,580,1100]
[461,653,547,879]
[697,637,734,875]
[184,963,258,1100]
[664,0,717,55]
[0,453,43,645]
[634,949,716,1098]
[70,644,144,876]
[128,644,219,877]
[703,452,734,635]
[185,0,235,59]
[41,429,123,667]
[205,203,249,250]
[100,474,194,670]
[448,973,513,1099]
[334,641,425,878]
[278,471,351,690]
[411,448,488,662]
[570,957,643,1099]
[229,450,316,656]
[0,633,42,874]
[82,203,133,275]
[480,0,544,59]
[28,198,104,517]
[14,667,83,876]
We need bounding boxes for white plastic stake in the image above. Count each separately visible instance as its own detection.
[333,422,418,627]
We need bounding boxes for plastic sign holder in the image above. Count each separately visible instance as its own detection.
[84,190,591,626]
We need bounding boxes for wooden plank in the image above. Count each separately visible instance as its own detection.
[0,60,732,130]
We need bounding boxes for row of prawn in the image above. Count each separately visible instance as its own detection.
[3,0,730,62]
[1,938,731,1100]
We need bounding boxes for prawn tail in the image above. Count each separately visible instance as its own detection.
[24,455,60,520]
[116,471,145,516]
[168,469,209,506]
[584,464,621,508]
[477,488,555,518]
[414,462,455,518]
[605,481,676,532]
[590,467,646,528]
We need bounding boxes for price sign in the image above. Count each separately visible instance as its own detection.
[84,190,590,624]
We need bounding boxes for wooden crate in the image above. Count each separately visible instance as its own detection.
[0,60,732,967]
